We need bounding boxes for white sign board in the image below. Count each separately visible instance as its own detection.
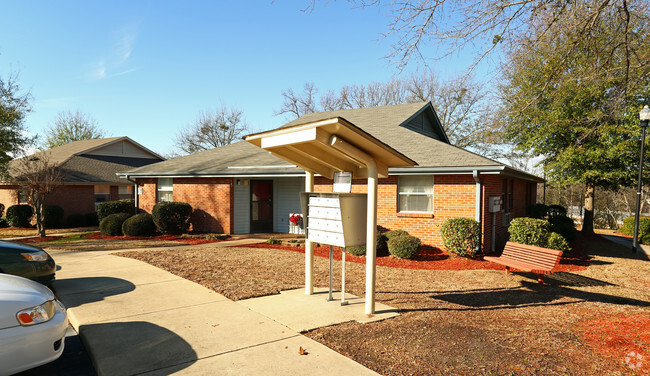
[333,171,352,193]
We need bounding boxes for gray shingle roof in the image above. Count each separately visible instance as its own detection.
[123,141,302,176]
[282,102,502,168]
[125,102,541,181]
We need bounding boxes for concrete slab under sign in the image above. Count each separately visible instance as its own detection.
[238,287,399,333]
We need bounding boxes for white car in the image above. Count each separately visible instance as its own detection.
[0,274,68,376]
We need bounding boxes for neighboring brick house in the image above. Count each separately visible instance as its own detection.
[122,102,542,252]
[0,137,164,223]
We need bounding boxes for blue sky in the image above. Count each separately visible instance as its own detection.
[0,1,484,156]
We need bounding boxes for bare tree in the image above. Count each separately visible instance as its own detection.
[44,110,108,148]
[276,73,502,153]
[175,105,249,154]
[349,0,647,79]
[10,152,64,237]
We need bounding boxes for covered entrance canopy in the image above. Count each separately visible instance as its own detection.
[245,117,416,314]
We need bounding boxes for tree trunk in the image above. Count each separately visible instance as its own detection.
[35,201,45,237]
[583,182,595,234]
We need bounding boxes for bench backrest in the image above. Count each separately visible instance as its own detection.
[502,241,563,270]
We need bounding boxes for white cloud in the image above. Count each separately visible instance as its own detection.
[88,24,139,81]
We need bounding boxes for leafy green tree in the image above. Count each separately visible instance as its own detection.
[0,73,32,177]
[43,110,107,148]
[499,5,650,234]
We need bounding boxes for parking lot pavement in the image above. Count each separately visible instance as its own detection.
[15,326,96,376]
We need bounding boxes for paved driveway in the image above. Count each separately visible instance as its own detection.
[49,245,379,376]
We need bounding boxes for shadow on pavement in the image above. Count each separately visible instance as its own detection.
[80,321,197,375]
[51,277,135,309]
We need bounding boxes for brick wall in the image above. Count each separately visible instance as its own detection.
[0,186,18,210]
[136,177,234,233]
[315,173,533,251]
[45,186,96,220]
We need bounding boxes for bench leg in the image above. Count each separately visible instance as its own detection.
[538,274,544,284]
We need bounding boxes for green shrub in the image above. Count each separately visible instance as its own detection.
[85,212,99,226]
[384,229,409,240]
[548,215,578,242]
[526,203,549,219]
[388,235,421,259]
[66,214,87,227]
[547,204,568,219]
[440,217,480,258]
[99,213,131,236]
[152,202,192,234]
[547,232,571,253]
[343,232,390,257]
[0,203,5,217]
[642,233,650,245]
[6,204,33,228]
[619,216,650,241]
[0,217,8,228]
[97,199,135,221]
[43,205,64,228]
[508,217,551,247]
[267,237,281,245]
[122,213,156,236]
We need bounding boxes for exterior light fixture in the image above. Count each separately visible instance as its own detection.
[632,105,649,253]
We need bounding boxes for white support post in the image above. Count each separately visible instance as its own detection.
[304,171,315,295]
[328,135,377,315]
[365,162,378,315]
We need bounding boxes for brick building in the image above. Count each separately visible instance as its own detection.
[122,102,541,252]
[0,137,164,223]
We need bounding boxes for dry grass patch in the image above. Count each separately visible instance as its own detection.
[117,235,650,375]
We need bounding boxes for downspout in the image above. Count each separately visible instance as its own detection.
[304,171,315,295]
[473,170,482,254]
[329,135,377,315]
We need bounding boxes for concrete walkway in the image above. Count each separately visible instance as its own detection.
[49,241,380,376]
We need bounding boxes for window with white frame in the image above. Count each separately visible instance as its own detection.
[398,175,434,213]
[94,185,111,204]
[118,185,134,200]
[157,178,173,203]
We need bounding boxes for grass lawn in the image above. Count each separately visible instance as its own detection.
[115,234,650,375]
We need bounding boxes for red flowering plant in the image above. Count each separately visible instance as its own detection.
[289,213,303,226]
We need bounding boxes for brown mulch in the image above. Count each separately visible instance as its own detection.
[117,233,650,375]
[237,243,588,272]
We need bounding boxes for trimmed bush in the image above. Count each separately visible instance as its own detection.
[508,217,551,247]
[43,205,64,228]
[388,235,421,259]
[547,232,571,253]
[547,204,568,219]
[99,213,131,236]
[0,217,8,228]
[267,237,281,245]
[384,229,409,240]
[6,204,34,228]
[122,213,156,236]
[619,216,650,241]
[344,232,390,257]
[0,203,5,217]
[152,202,192,234]
[526,203,548,219]
[642,233,650,245]
[97,199,135,221]
[440,217,480,258]
[548,215,578,242]
[66,214,87,227]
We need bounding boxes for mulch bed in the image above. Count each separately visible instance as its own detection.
[236,243,588,272]
[82,232,219,245]
[16,236,63,243]
[575,310,650,371]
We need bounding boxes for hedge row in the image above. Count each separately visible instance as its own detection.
[97,201,193,236]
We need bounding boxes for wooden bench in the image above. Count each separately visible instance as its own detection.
[484,241,563,284]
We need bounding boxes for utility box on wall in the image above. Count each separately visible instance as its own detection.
[488,196,502,213]
[300,192,367,248]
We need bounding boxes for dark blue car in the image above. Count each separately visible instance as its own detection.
[0,241,56,284]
